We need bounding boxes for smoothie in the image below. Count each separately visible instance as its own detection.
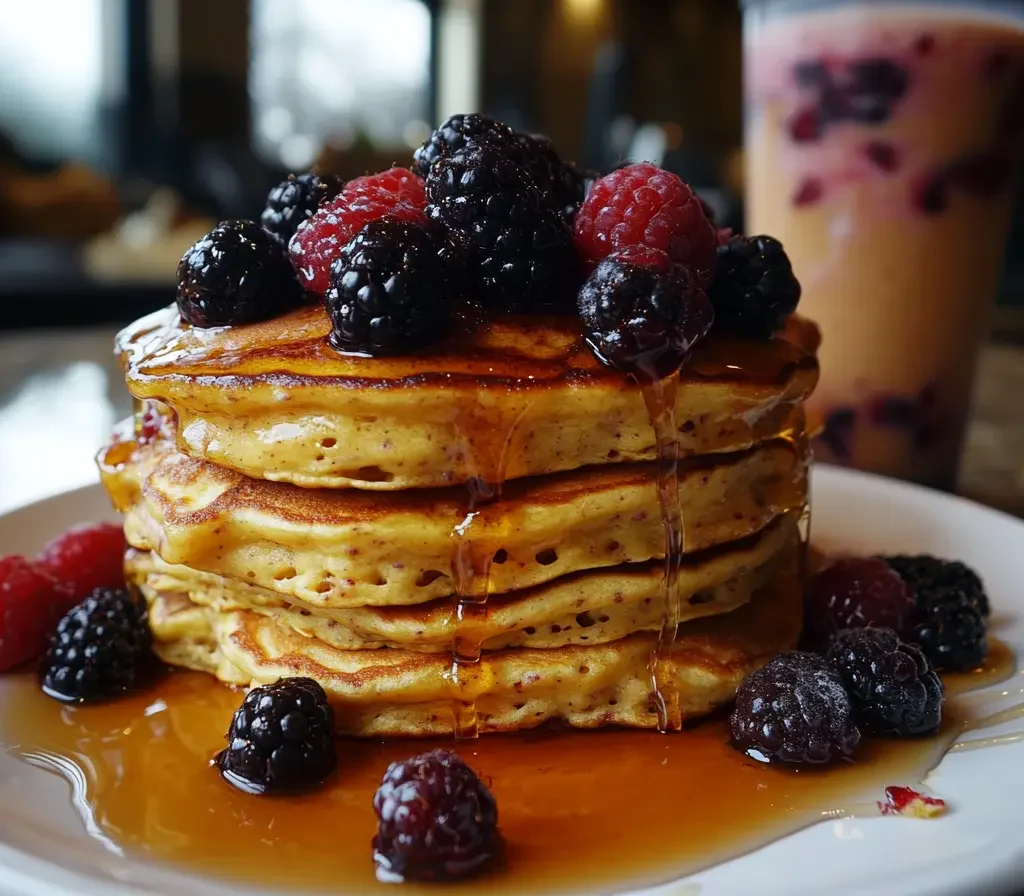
[745,1,1024,487]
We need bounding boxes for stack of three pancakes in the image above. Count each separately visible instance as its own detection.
[98,305,818,736]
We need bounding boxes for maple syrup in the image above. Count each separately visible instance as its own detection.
[639,375,685,732]
[0,664,992,894]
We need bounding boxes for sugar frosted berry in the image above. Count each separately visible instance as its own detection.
[412,113,517,178]
[882,554,989,617]
[373,749,499,882]
[577,249,713,378]
[326,219,451,354]
[709,235,802,338]
[730,651,860,765]
[261,172,344,247]
[827,627,944,736]
[37,521,126,599]
[216,677,336,794]
[177,220,304,327]
[40,587,153,703]
[911,587,988,671]
[0,556,71,672]
[290,168,427,296]
[803,557,915,650]
[573,162,717,286]
[426,141,577,310]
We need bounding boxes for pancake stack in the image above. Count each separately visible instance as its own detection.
[99,304,818,737]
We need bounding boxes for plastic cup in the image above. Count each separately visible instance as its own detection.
[743,0,1024,489]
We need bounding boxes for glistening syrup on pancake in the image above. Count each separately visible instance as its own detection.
[0,642,1018,893]
[447,328,535,738]
[639,375,685,731]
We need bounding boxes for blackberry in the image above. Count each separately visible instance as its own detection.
[326,218,451,355]
[40,587,153,703]
[911,587,988,671]
[412,113,518,178]
[709,235,802,338]
[260,172,344,248]
[576,249,714,378]
[216,677,335,794]
[827,628,944,736]
[516,133,590,223]
[882,554,989,617]
[177,220,304,328]
[425,141,577,310]
[373,749,499,882]
[730,651,860,765]
[803,557,916,651]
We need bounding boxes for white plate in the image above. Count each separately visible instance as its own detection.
[0,468,1023,896]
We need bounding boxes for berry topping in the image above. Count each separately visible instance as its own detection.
[882,554,989,617]
[516,133,591,223]
[730,651,860,765]
[878,785,947,818]
[411,113,517,178]
[40,587,154,703]
[0,556,71,672]
[216,677,335,794]
[709,235,801,339]
[827,628,943,736]
[37,521,127,599]
[373,749,499,882]
[910,587,988,672]
[425,141,577,310]
[573,162,717,286]
[577,250,713,378]
[177,220,304,328]
[261,172,344,248]
[804,557,916,650]
[326,218,450,355]
[290,168,427,296]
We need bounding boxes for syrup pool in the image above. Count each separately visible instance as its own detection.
[0,640,1016,894]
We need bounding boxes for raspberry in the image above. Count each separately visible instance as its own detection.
[516,133,591,223]
[803,557,915,650]
[0,556,71,672]
[411,113,517,178]
[425,142,577,311]
[290,168,427,296]
[177,220,304,327]
[326,219,451,354]
[216,677,335,794]
[881,554,989,617]
[260,172,344,247]
[40,587,153,703]
[709,235,802,338]
[730,651,860,765]
[576,250,713,378]
[827,628,944,736]
[37,521,127,599]
[573,162,717,287]
[911,587,988,671]
[373,749,499,882]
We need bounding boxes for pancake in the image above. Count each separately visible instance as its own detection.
[102,430,806,608]
[116,305,819,490]
[134,512,797,653]
[146,552,803,736]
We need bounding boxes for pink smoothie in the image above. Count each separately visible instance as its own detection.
[745,3,1024,487]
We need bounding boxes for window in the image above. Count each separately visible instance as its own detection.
[0,0,111,165]
[250,0,432,169]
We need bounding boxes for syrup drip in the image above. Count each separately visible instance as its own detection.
[447,399,531,740]
[639,375,685,732]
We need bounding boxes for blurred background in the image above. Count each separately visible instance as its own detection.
[1,0,1019,331]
